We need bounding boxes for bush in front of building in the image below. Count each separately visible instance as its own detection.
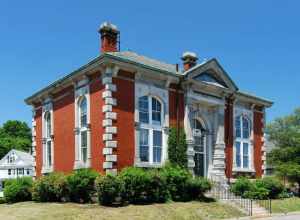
[230,176,286,199]
[185,177,212,200]
[230,177,253,197]
[32,172,69,202]
[119,167,171,204]
[4,177,33,203]
[160,164,192,201]
[168,128,188,169]
[95,174,125,206]
[67,169,99,203]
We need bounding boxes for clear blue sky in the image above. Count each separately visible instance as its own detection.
[0,1,299,125]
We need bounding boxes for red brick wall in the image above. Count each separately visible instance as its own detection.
[53,86,75,173]
[253,108,264,177]
[169,86,184,128]
[90,72,105,173]
[34,107,43,177]
[225,98,234,178]
[113,72,135,171]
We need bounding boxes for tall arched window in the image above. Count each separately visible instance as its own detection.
[235,115,251,169]
[44,112,52,167]
[192,119,206,177]
[78,96,88,163]
[138,96,163,164]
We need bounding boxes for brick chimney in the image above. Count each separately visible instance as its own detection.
[98,22,119,53]
[182,52,198,71]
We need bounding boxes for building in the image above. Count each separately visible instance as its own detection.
[25,22,273,182]
[0,149,34,190]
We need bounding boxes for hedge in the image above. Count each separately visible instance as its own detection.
[32,172,69,202]
[4,177,33,203]
[67,169,99,203]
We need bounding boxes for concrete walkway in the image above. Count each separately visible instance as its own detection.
[227,212,300,220]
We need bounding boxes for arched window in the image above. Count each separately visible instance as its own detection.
[235,115,251,169]
[138,96,163,163]
[78,96,88,163]
[44,111,52,167]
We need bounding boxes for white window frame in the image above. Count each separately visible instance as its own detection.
[135,82,169,167]
[74,78,91,169]
[41,100,54,174]
[233,106,254,172]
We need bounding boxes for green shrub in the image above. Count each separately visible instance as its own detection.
[168,128,188,168]
[119,167,152,204]
[186,177,212,200]
[4,177,33,203]
[243,185,269,200]
[230,177,254,197]
[67,169,99,203]
[95,174,124,206]
[160,165,191,201]
[32,172,69,202]
[255,176,285,199]
[146,169,170,203]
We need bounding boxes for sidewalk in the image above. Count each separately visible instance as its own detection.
[226,211,300,220]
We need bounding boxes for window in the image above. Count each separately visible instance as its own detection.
[235,115,251,169]
[138,96,163,164]
[78,96,88,163]
[17,168,24,175]
[26,169,30,175]
[8,169,11,175]
[44,111,52,167]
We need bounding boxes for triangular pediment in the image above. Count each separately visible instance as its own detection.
[185,58,238,91]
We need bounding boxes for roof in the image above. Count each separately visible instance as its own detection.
[0,149,34,168]
[25,50,273,107]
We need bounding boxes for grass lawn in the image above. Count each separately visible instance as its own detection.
[272,197,300,213]
[0,201,245,220]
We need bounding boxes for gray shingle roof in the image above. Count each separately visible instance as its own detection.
[107,51,179,74]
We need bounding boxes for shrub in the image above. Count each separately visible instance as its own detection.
[32,172,69,202]
[160,165,191,201]
[230,177,253,197]
[185,177,212,200]
[96,174,124,206]
[67,169,99,203]
[168,128,188,168]
[243,185,269,200]
[255,176,285,199]
[146,169,170,203]
[4,177,33,203]
[119,167,152,204]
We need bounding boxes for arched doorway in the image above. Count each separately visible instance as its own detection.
[192,118,207,177]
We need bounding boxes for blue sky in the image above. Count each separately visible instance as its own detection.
[0,1,299,125]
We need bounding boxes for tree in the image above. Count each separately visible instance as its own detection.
[168,127,188,169]
[267,107,300,195]
[0,120,32,158]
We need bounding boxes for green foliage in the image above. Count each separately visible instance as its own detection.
[67,169,99,203]
[185,177,212,200]
[160,164,192,201]
[32,173,69,202]
[231,176,286,199]
[95,174,124,206]
[255,176,285,199]
[0,120,32,159]
[4,177,33,203]
[230,177,253,197]
[168,127,188,168]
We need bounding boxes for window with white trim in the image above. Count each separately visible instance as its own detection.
[138,96,163,164]
[78,96,88,163]
[44,111,52,167]
[235,115,251,169]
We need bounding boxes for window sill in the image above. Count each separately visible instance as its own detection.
[73,160,91,170]
[41,166,53,174]
[135,162,163,168]
[232,168,255,173]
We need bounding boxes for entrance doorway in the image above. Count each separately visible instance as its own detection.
[192,119,206,177]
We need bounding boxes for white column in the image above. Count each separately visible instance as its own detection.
[211,105,226,182]
[184,103,195,174]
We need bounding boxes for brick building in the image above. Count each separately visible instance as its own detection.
[25,22,273,181]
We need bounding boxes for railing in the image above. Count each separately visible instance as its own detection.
[208,181,272,216]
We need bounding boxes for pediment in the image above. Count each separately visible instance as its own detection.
[185,58,238,91]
